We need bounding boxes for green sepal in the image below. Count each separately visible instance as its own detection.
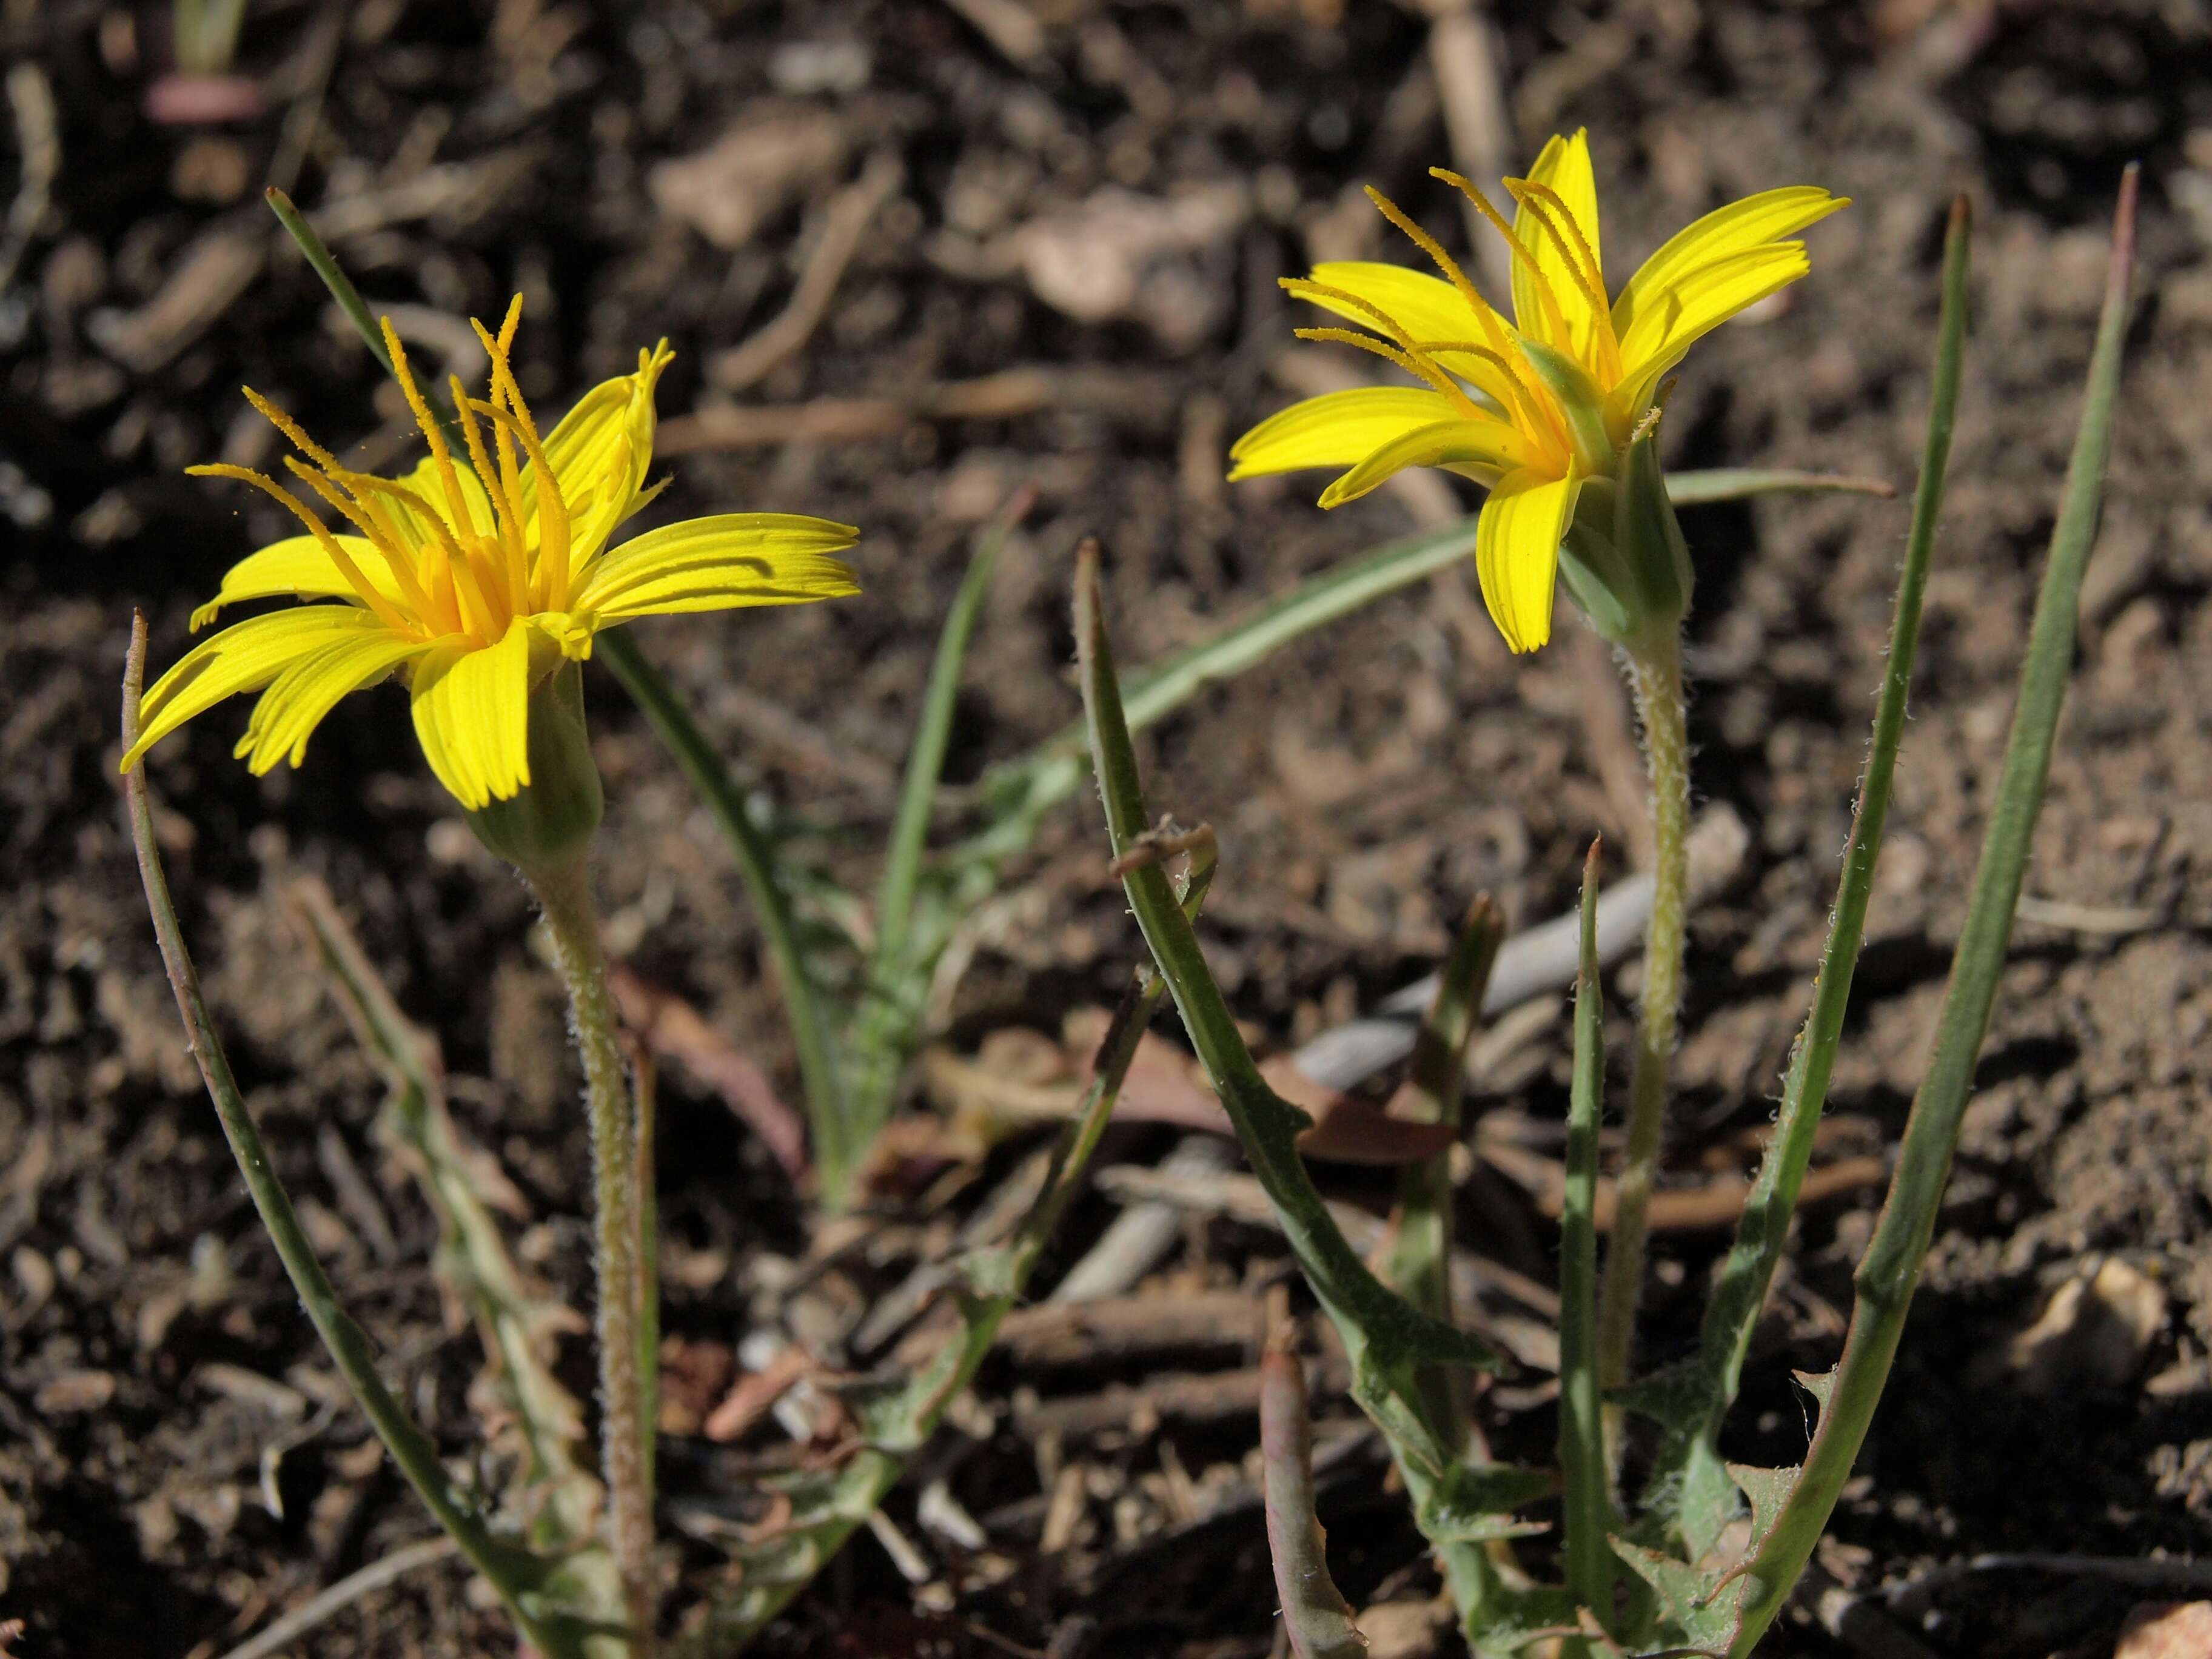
[1517,338,1615,477]
[1615,425,1695,628]
[468,662,606,872]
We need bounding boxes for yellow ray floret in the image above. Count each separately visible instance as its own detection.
[123,298,861,811]
[1230,129,1845,653]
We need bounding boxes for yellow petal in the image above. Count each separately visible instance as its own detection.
[236,631,427,773]
[1512,130,1606,360]
[189,535,406,629]
[1315,416,1542,509]
[409,616,534,809]
[1612,243,1811,415]
[1614,186,1845,343]
[124,606,393,771]
[1228,387,1466,480]
[1475,467,1580,654]
[574,514,862,622]
[526,346,674,569]
[1305,263,1520,410]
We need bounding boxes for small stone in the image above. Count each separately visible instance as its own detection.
[34,1369,115,1413]
[2116,1601,2212,1659]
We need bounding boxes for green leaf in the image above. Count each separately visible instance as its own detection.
[1662,468,1895,505]
[839,504,1025,1198]
[676,842,1211,1655]
[1415,1460,1557,1543]
[1387,897,1506,1442]
[1647,192,1979,1563]
[1613,1538,1744,1655]
[1729,168,2141,1657]
[873,509,1010,968]
[1075,544,1495,1382]
[597,630,852,1196]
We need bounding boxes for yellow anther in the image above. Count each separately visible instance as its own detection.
[281,459,436,619]
[1429,167,1576,352]
[378,317,484,546]
[468,397,573,609]
[1502,178,1620,378]
[449,372,526,614]
[187,464,417,637]
[1282,278,1486,418]
[241,387,344,475]
[1360,187,1523,369]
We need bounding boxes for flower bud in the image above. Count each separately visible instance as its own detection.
[465,662,605,872]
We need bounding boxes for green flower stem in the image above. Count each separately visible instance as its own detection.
[121,618,591,1659]
[1560,842,1614,1634]
[1729,165,2138,1656]
[529,856,656,1650]
[1595,625,1691,1421]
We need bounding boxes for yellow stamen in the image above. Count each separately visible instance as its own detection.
[280,459,437,620]
[481,303,531,597]
[1360,187,1525,370]
[466,315,539,605]
[448,372,525,618]
[1290,327,1486,416]
[241,387,345,475]
[466,397,574,609]
[378,317,485,545]
[1507,179,1608,312]
[1410,340,1564,441]
[187,464,418,637]
[1430,167,1577,350]
[1281,279,1486,418]
[1503,179,1620,378]
[337,472,475,635]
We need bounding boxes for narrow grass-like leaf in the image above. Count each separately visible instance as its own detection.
[678,849,1215,1655]
[873,500,1020,971]
[122,620,598,1659]
[1729,166,2139,1656]
[971,468,1881,863]
[1262,1342,1368,1659]
[1560,841,1613,1633]
[1076,543,1493,1384]
[1386,897,1504,1443]
[1662,468,1895,506]
[1647,196,1976,1558]
[840,500,1027,1199]
[598,629,850,1191]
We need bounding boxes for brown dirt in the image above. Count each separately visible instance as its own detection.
[2,1,2209,1655]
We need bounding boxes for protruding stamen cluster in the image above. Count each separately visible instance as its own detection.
[189,296,581,649]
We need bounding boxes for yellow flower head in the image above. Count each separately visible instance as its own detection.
[1229,132,1846,653]
[122,297,860,809]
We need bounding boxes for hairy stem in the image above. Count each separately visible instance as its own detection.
[530,857,655,1650]
[1595,629,1690,1422]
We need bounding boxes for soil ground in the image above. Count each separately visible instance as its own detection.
[2,1,2209,1655]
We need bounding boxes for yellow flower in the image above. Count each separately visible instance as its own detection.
[122,298,860,810]
[1229,131,1845,653]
